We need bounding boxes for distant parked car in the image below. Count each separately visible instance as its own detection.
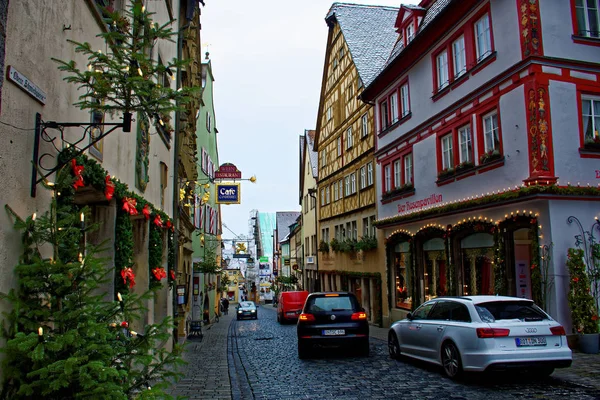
[297,292,369,359]
[387,296,572,379]
[236,301,258,320]
[277,291,309,324]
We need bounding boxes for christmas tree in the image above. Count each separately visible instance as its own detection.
[0,182,185,399]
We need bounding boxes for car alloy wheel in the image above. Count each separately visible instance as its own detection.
[441,342,462,379]
[388,332,401,360]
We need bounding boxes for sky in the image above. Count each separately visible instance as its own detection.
[201,0,420,240]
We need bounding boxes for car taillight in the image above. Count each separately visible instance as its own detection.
[550,326,566,336]
[298,313,315,322]
[351,312,367,320]
[476,328,510,338]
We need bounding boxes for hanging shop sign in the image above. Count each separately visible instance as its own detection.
[259,256,269,263]
[7,66,47,105]
[214,163,242,179]
[216,183,240,204]
[233,253,250,258]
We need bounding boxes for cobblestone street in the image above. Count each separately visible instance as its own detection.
[169,303,600,400]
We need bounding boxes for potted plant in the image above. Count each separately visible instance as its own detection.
[330,238,342,252]
[318,239,330,253]
[437,167,455,181]
[566,248,600,353]
[455,161,474,173]
[584,136,600,151]
[355,235,377,251]
[479,149,502,164]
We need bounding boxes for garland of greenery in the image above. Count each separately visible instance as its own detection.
[149,224,164,289]
[374,185,600,227]
[56,149,174,294]
[168,231,176,288]
[530,223,542,306]
[493,227,507,295]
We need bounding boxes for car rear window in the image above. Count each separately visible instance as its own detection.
[306,295,356,312]
[475,301,549,323]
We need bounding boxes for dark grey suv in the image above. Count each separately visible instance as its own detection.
[296,292,369,359]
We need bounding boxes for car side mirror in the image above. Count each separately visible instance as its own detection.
[407,312,413,320]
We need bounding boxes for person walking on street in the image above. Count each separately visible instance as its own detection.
[221,297,229,315]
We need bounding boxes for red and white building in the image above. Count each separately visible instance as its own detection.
[360,0,600,330]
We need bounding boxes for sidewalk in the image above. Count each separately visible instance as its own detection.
[169,311,234,400]
[369,323,600,390]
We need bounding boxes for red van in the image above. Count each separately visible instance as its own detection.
[277,291,309,324]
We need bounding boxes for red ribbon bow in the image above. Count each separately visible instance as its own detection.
[152,267,167,281]
[153,214,163,228]
[105,175,115,201]
[142,204,151,220]
[169,270,176,281]
[71,159,85,190]
[122,197,138,215]
[120,267,136,288]
[165,220,173,230]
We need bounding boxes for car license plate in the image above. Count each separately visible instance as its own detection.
[322,329,345,336]
[515,337,547,347]
[286,312,297,316]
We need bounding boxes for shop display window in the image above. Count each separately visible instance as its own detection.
[394,242,412,310]
[422,238,447,301]
[460,233,495,296]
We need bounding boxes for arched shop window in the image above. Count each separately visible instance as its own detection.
[423,238,447,300]
[393,242,412,310]
[460,233,494,295]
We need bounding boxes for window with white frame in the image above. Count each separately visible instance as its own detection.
[338,180,343,199]
[582,95,600,142]
[404,153,413,184]
[394,160,401,188]
[380,99,389,130]
[351,220,357,240]
[346,127,353,149]
[475,13,492,61]
[369,215,376,236]
[345,222,351,239]
[363,217,370,237]
[400,83,410,117]
[436,50,449,90]
[441,134,454,169]
[337,137,342,157]
[406,23,415,43]
[327,106,333,121]
[390,92,399,125]
[367,162,373,186]
[452,35,466,78]
[384,164,392,192]
[360,166,366,189]
[483,111,499,152]
[326,186,330,204]
[350,173,356,194]
[458,124,473,163]
[335,225,340,240]
[334,180,339,201]
[361,113,368,137]
[321,149,326,167]
[345,175,351,196]
[320,188,325,206]
[575,0,600,38]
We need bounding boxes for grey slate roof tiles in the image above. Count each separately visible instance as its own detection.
[306,130,318,178]
[327,2,400,87]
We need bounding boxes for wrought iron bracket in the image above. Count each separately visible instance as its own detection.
[31,112,132,197]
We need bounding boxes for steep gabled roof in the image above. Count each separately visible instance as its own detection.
[276,212,301,243]
[326,3,400,88]
[306,130,318,179]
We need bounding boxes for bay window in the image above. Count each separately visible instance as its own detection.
[393,160,401,188]
[400,83,410,117]
[582,95,600,143]
[441,134,454,170]
[384,164,391,192]
[436,50,449,90]
[475,13,492,61]
[483,111,499,152]
[404,153,413,184]
[575,0,600,38]
[452,35,466,78]
[458,125,473,163]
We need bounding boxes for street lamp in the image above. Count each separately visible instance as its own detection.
[307,188,320,292]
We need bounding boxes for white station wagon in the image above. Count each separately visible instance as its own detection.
[388,296,572,379]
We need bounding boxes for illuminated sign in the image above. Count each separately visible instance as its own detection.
[216,183,240,204]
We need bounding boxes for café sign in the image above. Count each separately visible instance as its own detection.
[215,163,242,179]
[7,66,47,105]
[216,183,240,204]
